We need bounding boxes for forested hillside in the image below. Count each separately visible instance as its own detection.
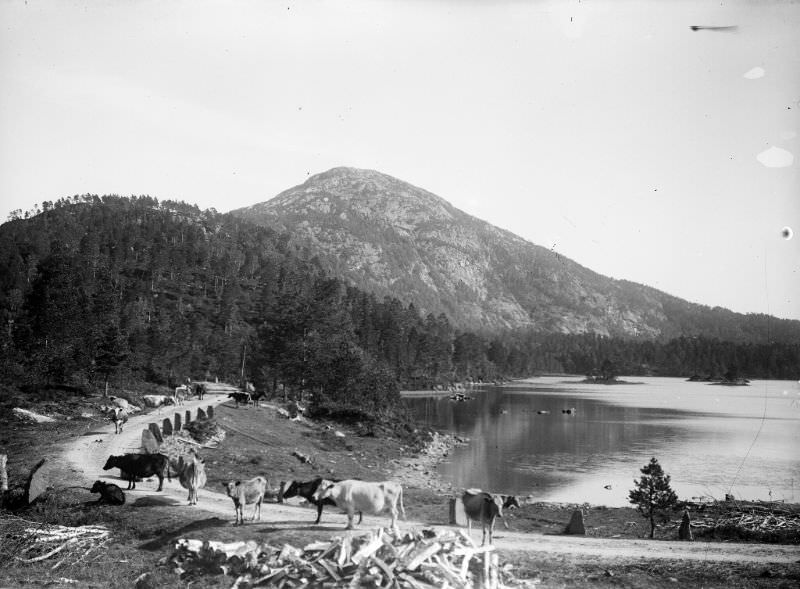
[1,197,797,421]
[234,167,800,344]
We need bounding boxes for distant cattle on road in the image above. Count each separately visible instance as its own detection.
[228,392,252,408]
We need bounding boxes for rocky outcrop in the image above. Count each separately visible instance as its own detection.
[233,167,799,339]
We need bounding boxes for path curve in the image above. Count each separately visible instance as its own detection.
[62,399,800,565]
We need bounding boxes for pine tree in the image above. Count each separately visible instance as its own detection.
[628,457,678,538]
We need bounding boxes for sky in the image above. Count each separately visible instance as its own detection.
[1,0,798,320]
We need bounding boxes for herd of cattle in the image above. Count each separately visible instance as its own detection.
[93,388,519,545]
[97,449,517,544]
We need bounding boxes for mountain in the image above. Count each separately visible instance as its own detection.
[233,167,800,342]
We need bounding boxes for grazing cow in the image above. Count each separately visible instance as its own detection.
[225,477,268,525]
[228,392,252,408]
[461,490,520,545]
[142,395,172,409]
[89,480,126,505]
[314,479,405,533]
[281,477,363,525]
[176,450,207,505]
[108,407,128,434]
[103,453,171,491]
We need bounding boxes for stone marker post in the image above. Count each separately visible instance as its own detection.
[565,509,586,535]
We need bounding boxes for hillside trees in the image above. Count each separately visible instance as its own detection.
[0,195,797,415]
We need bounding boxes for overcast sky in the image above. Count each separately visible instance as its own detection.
[1,0,798,320]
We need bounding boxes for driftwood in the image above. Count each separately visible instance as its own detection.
[169,527,537,588]
[678,500,800,539]
[0,515,110,570]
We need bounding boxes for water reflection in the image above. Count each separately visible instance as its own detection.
[403,377,800,505]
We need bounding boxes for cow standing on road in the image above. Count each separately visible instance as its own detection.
[461,490,520,545]
[314,479,405,533]
[225,477,268,525]
[281,477,363,525]
[103,453,171,491]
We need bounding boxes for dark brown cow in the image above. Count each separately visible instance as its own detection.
[281,477,362,525]
[461,490,520,545]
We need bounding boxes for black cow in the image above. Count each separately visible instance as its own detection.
[90,480,126,505]
[461,490,520,545]
[281,477,362,525]
[103,453,171,491]
[228,392,251,408]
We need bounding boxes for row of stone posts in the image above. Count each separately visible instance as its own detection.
[142,405,215,453]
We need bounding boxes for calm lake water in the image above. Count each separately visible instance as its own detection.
[402,376,800,506]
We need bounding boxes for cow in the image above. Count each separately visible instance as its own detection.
[281,477,363,525]
[228,392,252,408]
[314,479,405,533]
[250,390,267,408]
[460,490,520,546]
[89,480,126,505]
[108,407,128,434]
[174,385,190,405]
[175,450,207,505]
[225,477,268,525]
[103,453,171,491]
[142,395,173,409]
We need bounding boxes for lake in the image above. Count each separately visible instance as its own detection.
[402,376,800,506]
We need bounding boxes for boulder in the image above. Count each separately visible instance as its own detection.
[26,458,48,504]
[12,408,55,423]
[142,429,160,454]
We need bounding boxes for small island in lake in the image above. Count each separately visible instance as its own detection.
[687,370,750,386]
[575,359,644,385]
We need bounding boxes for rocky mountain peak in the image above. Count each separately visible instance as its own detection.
[231,168,800,339]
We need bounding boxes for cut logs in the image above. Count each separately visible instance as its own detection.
[168,527,538,588]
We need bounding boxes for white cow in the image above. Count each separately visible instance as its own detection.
[314,479,405,533]
[173,385,190,405]
[106,406,128,434]
[225,477,268,525]
[142,394,175,409]
[176,451,207,505]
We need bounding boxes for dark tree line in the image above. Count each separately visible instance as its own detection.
[1,196,797,421]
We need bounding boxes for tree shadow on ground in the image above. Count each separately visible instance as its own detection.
[138,517,229,550]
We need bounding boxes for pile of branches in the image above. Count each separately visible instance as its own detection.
[681,500,800,543]
[183,418,226,446]
[168,527,537,588]
[0,514,110,569]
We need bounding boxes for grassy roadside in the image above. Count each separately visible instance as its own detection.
[1,390,799,588]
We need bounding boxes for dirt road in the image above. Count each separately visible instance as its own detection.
[62,398,800,565]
